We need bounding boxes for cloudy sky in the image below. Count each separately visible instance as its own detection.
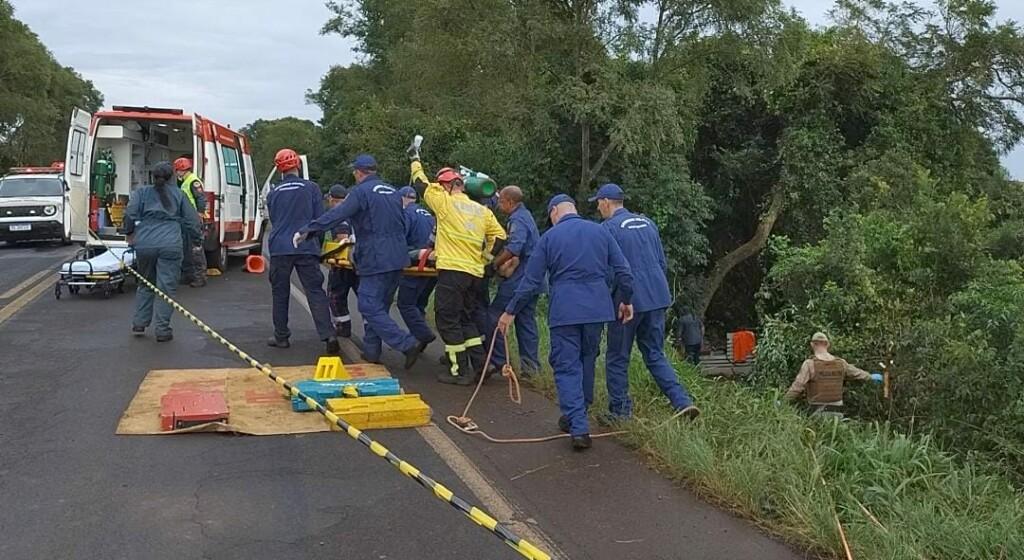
[12,0,1024,177]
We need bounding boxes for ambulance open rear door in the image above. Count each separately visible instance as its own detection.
[64,107,94,243]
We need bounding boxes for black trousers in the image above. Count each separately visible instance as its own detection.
[434,269,485,376]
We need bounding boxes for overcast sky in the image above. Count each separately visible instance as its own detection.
[12,0,1024,177]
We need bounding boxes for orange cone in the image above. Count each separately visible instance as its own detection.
[245,255,266,274]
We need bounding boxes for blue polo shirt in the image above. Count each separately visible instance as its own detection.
[602,207,672,313]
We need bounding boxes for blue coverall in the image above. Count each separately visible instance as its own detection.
[266,175,335,342]
[301,174,417,359]
[603,207,694,416]
[488,203,541,373]
[124,184,201,337]
[507,213,634,437]
[327,219,359,335]
[397,202,437,343]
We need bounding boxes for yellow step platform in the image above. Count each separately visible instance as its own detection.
[326,394,432,429]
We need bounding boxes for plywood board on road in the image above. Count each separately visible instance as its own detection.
[116,363,392,436]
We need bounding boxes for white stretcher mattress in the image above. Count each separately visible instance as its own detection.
[60,247,135,275]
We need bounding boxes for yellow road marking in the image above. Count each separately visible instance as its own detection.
[1,268,53,299]
[0,277,54,326]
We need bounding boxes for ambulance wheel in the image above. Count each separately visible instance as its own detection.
[208,245,229,273]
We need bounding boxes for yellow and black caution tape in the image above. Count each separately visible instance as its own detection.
[88,230,551,560]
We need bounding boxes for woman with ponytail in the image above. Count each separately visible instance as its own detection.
[123,161,202,342]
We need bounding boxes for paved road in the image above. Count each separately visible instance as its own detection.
[0,244,804,560]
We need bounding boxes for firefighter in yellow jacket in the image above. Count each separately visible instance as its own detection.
[411,158,506,385]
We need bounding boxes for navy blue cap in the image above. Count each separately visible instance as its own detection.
[349,154,377,171]
[328,184,348,199]
[546,193,574,214]
[587,183,625,202]
[398,186,417,198]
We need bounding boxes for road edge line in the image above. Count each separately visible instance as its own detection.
[0,276,54,326]
[0,267,54,299]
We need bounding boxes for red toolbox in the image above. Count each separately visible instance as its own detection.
[159,390,229,431]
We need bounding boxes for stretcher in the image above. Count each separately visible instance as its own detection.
[321,240,439,277]
[55,246,135,299]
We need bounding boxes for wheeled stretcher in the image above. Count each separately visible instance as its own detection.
[55,246,135,299]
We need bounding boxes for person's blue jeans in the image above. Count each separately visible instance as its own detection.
[269,254,334,341]
[133,246,183,337]
[397,275,436,343]
[358,270,417,360]
[488,277,540,373]
[549,322,603,437]
[606,307,693,416]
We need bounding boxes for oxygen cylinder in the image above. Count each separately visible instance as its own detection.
[459,167,497,199]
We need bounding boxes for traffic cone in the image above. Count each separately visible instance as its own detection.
[245,255,266,274]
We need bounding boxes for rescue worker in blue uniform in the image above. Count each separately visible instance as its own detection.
[498,194,634,450]
[488,186,541,377]
[591,183,699,420]
[325,184,359,338]
[264,148,339,354]
[296,154,424,369]
[397,185,437,346]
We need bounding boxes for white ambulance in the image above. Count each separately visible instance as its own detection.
[64,105,271,270]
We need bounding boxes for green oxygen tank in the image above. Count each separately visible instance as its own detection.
[459,166,497,199]
[92,149,116,200]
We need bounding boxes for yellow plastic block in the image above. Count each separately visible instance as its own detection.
[314,356,349,380]
[326,394,432,429]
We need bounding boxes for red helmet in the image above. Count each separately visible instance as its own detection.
[173,157,192,172]
[436,167,463,184]
[275,148,301,172]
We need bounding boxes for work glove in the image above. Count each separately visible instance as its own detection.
[870,372,883,384]
[293,231,307,248]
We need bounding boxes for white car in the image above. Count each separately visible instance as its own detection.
[0,166,71,243]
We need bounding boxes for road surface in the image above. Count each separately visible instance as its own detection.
[0,241,804,560]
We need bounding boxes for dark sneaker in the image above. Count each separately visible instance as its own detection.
[155,333,173,343]
[325,338,341,355]
[677,405,701,421]
[131,325,146,336]
[557,415,571,434]
[437,373,473,386]
[404,344,423,370]
[571,435,592,451]
[267,337,290,348]
[360,352,381,364]
[595,411,631,428]
[189,280,206,288]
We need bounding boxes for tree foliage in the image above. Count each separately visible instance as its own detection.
[0,1,102,170]
[239,117,322,185]
[308,0,1024,477]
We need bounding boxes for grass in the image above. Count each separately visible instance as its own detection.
[504,311,1024,560]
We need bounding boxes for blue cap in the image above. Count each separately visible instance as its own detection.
[546,193,574,214]
[587,183,625,202]
[328,184,348,199]
[398,186,417,198]
[349,154,377,171]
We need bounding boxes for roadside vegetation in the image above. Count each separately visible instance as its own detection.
[520,321,1024,559]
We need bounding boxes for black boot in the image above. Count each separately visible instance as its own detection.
[325,337,340,355]
[336,322,352,338]
[571,434,592,451]
[404,344,423,370]
[557,415,571,434]
[267,336,290,348]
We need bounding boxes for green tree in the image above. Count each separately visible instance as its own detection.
[0,0,102,170]
[240,117,322,186]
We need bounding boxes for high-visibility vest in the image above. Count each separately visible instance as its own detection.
[180,172,199,209]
